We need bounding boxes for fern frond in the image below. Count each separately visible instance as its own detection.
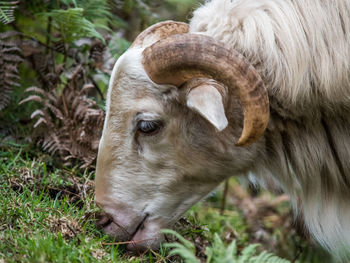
[0,1,18,24]
[19,95,44,105]
[162,229,196,252]
[0,30,21,110]
[0,30,18,39]
[30,109,45,119]
[22,83,105,168]
[163,229,291,263]
[162,229,200,263]
[238,244,260,263]
[249,250,291,263]
[78,0,112,22]
[205,233,239,263]
[39,8,104,43]
[24,87,47,97]
[33,117,47,128]
[59,0,112,23]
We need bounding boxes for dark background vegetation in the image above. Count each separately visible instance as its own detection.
[0,1,332,262]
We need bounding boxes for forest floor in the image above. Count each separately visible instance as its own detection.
[0,142,332,263]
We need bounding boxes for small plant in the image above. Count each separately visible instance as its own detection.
[39,8,105,44]
[0,1,18,24]
[0,31,22,110]
[20,81,105,168]
[163,229,291,263]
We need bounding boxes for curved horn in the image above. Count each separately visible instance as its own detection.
[131,20,189,48]
[142,34,269,146]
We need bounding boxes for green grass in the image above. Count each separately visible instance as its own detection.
[0,142,332,262]
[0,143,129,262]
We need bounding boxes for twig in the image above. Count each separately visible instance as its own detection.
[220,179,229,215]
[47,186,81,199]
[90,77,104,100]
[291,245,303,263]
[101,237,155,246]
[45,17,52,54]
[66,223,77,237]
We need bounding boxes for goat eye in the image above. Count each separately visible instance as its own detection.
[137,120,162,135]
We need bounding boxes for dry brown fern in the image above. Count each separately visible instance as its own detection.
[19,38,63,91]
[20,66,105,168]
[0,31,22,110]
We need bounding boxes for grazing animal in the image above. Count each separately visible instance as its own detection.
[95,0,350,259]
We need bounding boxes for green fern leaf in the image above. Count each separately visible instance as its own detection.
[162,229,199,263]
[78,0,112,21]
[205,233,238,263]
[163,229,291,263]
[238,244,260,263]
[53,0,112,30]
[162,229,197,252]
[39,8,104,43]
[0,1,18,24]
[249,250,291,263]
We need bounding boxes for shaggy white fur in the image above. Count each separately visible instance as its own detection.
[190,0,350,117]
[191,0,350,258]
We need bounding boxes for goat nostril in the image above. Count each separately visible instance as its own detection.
[101,218,113,228]
[96,213,113,228]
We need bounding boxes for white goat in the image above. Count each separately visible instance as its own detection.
[95,0,350,259]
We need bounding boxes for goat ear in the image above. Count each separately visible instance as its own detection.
[186,85,228,131]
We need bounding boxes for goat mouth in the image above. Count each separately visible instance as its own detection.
[97,212,161,253]
[130,213,149,239]
[97,212,151,240]
[126,215,164,253]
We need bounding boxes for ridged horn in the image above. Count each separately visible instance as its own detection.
[142,34,269,146]
[131,20,189,48]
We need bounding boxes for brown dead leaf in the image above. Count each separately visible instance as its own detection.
[47,215,81,239]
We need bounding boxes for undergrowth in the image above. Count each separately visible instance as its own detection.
[163,230,290,263]
[0,142,332,262]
